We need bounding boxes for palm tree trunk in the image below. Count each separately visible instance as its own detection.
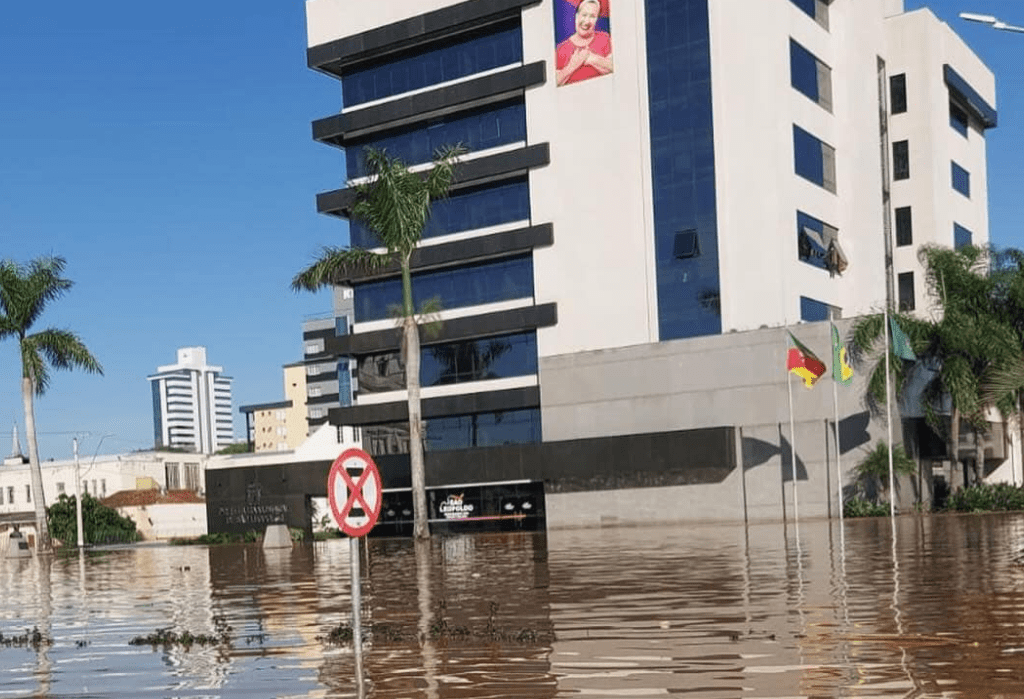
[22,375,52,554]
[401,259,429,539]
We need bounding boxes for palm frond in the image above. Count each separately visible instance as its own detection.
[291,247,386,292]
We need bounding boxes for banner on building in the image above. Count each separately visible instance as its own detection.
[555,0,614,86]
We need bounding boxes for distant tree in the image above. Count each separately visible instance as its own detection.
[47,493,139,546]
[0,256,103,554]
[215,442,252,455]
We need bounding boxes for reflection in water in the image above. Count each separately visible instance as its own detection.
[1,515,1024,696]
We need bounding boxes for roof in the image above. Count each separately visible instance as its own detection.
[101,490,205,508]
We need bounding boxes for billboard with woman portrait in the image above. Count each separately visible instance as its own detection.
[554,0,613,86]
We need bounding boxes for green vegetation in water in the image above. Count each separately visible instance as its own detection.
[170,531,260,546]
[843,497,891,518]
[47,493,140,546]
[0,628,52,651]
[129,616,232,650]
[320,600,553,646]
[944,483,1024,512]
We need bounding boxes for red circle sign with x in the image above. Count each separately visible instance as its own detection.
[328,448,383,538]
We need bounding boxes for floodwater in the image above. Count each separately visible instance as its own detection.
[2,514,1024,698]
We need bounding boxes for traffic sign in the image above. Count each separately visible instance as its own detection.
[328,448,383,538]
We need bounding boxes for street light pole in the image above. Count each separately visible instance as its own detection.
[959,12,1024,33]
[73,438,84,548]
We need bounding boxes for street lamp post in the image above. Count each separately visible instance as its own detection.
[73,438,84,548]
[960,12,1024,33]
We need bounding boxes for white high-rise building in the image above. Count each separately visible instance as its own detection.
[148,347,234,454]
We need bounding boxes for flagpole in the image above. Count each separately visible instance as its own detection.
[831,335,844,529]
[786,334,800,524]
[883,310,896,519]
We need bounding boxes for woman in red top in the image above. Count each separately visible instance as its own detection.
[556,0,614,86]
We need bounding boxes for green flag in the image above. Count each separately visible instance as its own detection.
[890,317,916,361]
[831,323,853,385]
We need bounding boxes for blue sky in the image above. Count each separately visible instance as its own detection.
[2,1,1023,461]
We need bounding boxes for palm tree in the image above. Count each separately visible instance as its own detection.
[0,256,103,553]
[292,146,463,539]
[852,244,1019,489]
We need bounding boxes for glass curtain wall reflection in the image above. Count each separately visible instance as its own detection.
[363,408,541,455]
[353,254,534,322]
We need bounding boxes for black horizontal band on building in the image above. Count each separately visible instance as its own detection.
[324,302,558,357]
[315,223,553,285]
[306,393,341,407]
[307,0,542,77]
[316,143,550,217]
[328,385,539,426]
[313,62,546,145]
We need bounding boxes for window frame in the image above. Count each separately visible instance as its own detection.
[890,74,907,114]
[895,206,913,247]
[892,140,910,180]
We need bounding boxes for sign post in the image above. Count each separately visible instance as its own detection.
[328,448,383,697]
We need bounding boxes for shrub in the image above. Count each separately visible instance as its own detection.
[945,483,1024,512]
[854,441,917,503]
[47,494,139,546]
[844,497,890,518]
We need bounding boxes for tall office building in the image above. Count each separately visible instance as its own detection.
[299,0,998,526]
[149,347,234,454]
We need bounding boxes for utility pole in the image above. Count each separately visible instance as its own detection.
[73,438,84,548]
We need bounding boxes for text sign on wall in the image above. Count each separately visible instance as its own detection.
[328,448,383,538]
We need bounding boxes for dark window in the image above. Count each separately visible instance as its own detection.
[800,296,838,322]
[645,0,722,340]
[363,408,542,455]
[345,99,527,178]
[351,177,531,248]
[353,254,533,322]
[892,140,909,180]
[794,125,837,192]
[791,0,829,29]
[357,331,538,394]
[790,40,832,111]
[898,271,915,311]
[342,20,523,107]
[797,211,840,273]
[890,74,907,114]
[950,101,969,136]
[952,161,970,197]
[895,206,913,247]
[954,223,973,249]
[673,229,700,258]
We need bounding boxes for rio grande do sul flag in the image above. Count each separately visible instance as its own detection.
[787,332,827,389]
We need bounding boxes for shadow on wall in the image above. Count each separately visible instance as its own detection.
[742,411,872,482]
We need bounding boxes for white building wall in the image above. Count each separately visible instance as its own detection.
[148,347,234,454]
[0,453,173,518]
[885,9,994,318]
[524,0,659,357]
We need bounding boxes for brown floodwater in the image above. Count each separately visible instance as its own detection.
[2,513,1024,698]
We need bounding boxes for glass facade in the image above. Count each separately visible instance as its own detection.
[363,407,541,455]
[645,0,721,340]
[356,331,538,394]
[345,99,527,179]
[341,20,523,107]
[951,161,970,197]
[350,177,530,248]
[352,254,534,322]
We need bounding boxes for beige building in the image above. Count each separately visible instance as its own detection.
[241,363,309,453]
